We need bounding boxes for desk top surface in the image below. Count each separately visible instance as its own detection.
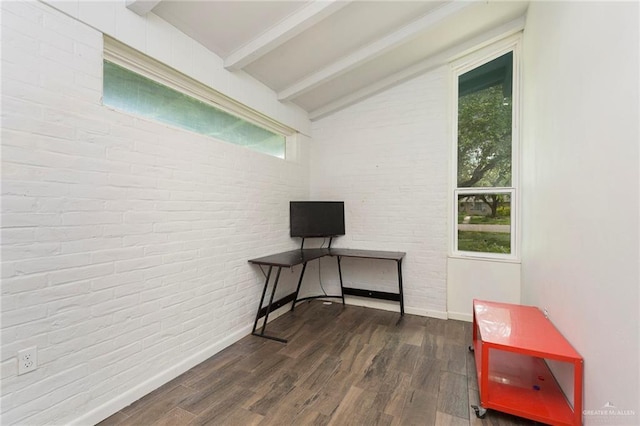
[249,248,405,267]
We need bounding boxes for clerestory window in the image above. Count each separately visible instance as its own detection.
[102,37,292,159]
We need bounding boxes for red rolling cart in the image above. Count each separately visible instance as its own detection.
[471,299,583,425]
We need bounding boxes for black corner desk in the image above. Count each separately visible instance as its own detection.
[248,248,405,343]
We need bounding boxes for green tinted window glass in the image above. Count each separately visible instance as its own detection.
[103,61,285,159]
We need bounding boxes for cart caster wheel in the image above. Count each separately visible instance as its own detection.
[471,405,487,419]
[468,345,474,352]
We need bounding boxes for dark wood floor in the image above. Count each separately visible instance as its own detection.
[98,301,537,426]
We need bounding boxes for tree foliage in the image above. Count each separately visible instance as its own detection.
[457,84,512,188]
[457,84,512,217]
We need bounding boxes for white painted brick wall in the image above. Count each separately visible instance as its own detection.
[1,2,309,424]
[309,69,450,316]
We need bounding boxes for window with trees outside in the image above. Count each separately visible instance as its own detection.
[454,47,518,259]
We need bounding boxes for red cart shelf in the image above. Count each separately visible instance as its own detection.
[472,299,583,425]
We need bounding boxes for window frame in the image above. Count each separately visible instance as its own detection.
[450,34,522,261]
[102,36,295,159]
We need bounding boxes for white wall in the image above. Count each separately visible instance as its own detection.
[309,67,450,318]
[446,258,520,321]
[522,1,639,423]
[0,2,310,424]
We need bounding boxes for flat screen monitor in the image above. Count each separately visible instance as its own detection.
[290,201,345,238]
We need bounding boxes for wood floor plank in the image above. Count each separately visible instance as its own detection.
[425,316,447,337]
[326,384,363,425]
[300,355,342,393]
[181,371,256,415]
[186,386,255,426]
[400,388,438,425]
[234,353,291,390]
[422,333,443,359]
[187,365,251,396]
[338,342,378,378]
[320,328,353,358]
[246,370,299,416]
[217,407,264,426]
[411,356,444,393]
[335,335,365,365]
[375,370,412,420]
[386,341,422,375]
[444,319,468,345]
[437,372,469,419]
[180,345,251,388]
[436,411,470,426]
[439,341,467,375]
[119,376,184,416]
[284,410,330,426]
[153,407,196,426]
[253,386,317,424]
[327,385,393,426]
[118,385,194,426]
[304,371,359,417]
[356,342,394,391]
[397,322,426,347]
[466,348,479,391]
[98,302,536,426]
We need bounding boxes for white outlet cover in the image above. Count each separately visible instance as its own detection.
[18,346,37,375]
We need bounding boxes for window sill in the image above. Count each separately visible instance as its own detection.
[448,253,521,264]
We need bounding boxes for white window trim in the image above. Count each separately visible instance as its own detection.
[103,36,296,140]
[449,33,522,262]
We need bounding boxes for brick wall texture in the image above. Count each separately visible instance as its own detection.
[309,69,449,316]
[1,1,449,424]
[1,2,308,424]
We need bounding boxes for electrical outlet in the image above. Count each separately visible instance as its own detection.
[543,308,549,319]
[17,346,37,375]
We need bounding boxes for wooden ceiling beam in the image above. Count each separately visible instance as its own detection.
[224,0,350,72]
[125,0,162,16]
[277,0,473,102]
[309,16,526,121]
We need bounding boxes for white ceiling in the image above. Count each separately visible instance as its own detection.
[140,0,529,120]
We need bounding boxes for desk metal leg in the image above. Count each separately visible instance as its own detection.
[261,267,281,335]
[252,266,272,335]
[336,256,346,305]
[397,259,404,316]
[291,262,308,311]
[252,266,288,343]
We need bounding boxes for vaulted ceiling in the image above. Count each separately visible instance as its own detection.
[129,1,529,120]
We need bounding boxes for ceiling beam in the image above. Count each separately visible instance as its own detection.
[125,0,162,16]
[224,0,351,72]
[277,0,473,102]
[309,16,526,121]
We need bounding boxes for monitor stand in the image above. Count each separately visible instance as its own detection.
[300,237,334,250]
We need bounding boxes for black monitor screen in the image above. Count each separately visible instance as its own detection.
[290,201,345,238]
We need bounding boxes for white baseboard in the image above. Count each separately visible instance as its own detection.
[447,311,473,322]
[344,296,448,320]
[344,296,401,312]
[407,306,449,320]
[73,303,298,426]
